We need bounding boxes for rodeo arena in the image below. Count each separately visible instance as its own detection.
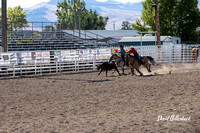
[0,21,200,133]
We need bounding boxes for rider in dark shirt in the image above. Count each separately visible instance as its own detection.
[118,45,126,65]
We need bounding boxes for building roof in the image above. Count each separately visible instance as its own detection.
[119,36,170,42]
[64,30,140,39]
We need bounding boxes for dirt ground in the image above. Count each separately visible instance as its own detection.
[0,64,200,133]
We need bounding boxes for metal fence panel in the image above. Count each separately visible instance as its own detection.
[0,45,199,77]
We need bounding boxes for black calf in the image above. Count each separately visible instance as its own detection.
[97,62,121,76]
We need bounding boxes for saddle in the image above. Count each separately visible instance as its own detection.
[127,54,144,64]
[140,56,144,60]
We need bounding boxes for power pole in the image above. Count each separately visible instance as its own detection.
[73,0,78,30]
[152,0,161,47]
[112,21,116,30]
[1,0,8,52]
[78,0,81,39]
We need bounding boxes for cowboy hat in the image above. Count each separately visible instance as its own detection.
[129,46,135,49]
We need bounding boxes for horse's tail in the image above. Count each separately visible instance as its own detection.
[146,56,156,65]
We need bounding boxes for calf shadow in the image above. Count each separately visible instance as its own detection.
[37,77,112,83]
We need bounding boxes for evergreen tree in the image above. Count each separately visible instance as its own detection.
[121,21,133,30]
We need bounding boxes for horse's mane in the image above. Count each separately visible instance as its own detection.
[113,54,121,58]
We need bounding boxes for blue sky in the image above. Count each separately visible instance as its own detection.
[0,0,50,8]
[0,0,145,30]
[1,0,200,30]
[0,0,144,8]
[2,0,199,8]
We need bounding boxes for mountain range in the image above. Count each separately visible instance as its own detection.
[24,0,143,30]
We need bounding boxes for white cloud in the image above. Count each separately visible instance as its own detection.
[96,0,108,2]
[0,0,51,8]
[96,0,143,3]
[112,0,144,3]
[97,6,141,30]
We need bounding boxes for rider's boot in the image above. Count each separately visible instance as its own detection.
[140,60,145,64]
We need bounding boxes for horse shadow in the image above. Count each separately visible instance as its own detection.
[126,72,157,77]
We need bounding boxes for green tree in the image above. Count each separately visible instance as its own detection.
[56,0,109,30]
[121,21,133,30]
[174,0,199,42]
[0,6,28,31]
[43,25,56,31]
[140,0,177,35]
[56,0,74,29]
[139,0,200,42]
[141,0,156,31]
[159,0,177,36]
[7,6,28,31]
[132,19,149,32]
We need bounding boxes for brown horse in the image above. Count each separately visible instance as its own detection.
[126,54,155,76]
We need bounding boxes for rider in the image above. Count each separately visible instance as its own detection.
[117,45,126,66]
[127,46,144,64]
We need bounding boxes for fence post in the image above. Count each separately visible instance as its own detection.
[13,65,15,76]
[40,51,42,75]
[35,60,37,75]
[93,51,96,70]
[75,60,77,71]
[20,52,22,76]
[77,50,79,71]
[56,60,58,73]
[77,60,79,71]
[59,55,61,73]
[20,62,22,76]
